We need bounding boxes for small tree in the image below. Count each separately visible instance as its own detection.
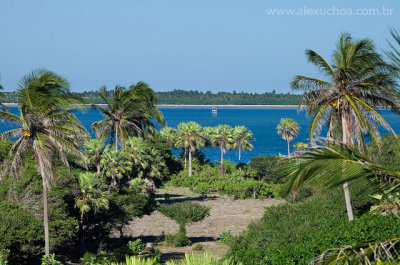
[159,202,210,247]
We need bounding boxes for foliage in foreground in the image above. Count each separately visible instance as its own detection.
[310,238,400,265]
[166,252,238,265]
[227,188,392,265]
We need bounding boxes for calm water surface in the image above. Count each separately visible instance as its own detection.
[2,107,399,163]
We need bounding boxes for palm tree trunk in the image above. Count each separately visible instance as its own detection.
[188,147,192,177]
[204,146,207,163]
[220,145,224,174]
[184,148,187,168]
[238,146,241,162]
[115,126,118,151]
[42,181,50,256]
[342,112,354,221]
[287,139,290,158]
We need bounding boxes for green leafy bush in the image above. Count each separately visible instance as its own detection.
[159,202,210,247]
[227,188,391,265]
[0,201,43,263]
[165,232,191,248]
[0,249,10,265]
[171,163,279,199]
[80,251,112,265]
[219,229,232,245]
[127,239,145,256]
[193,244,203,251]
[248,155,282,182]
[41,254,63,265]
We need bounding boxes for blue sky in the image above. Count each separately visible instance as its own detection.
[0,0,399,93]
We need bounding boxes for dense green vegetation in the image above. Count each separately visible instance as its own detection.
[2,29,400,265]
[0,90,302,105]
[227,188,397,265]
[170,161,281,199]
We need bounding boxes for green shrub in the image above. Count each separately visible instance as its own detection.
[227,187,394,265]
[0,249,10,265]
[193,244,203,251]
[165,232,191,247]
[219,229,232,245]
[0,201,43,263]
[159,201,210,247]
[170,163,279,199]
[248,155,282,182]
[41,254,63,265]
[127,239,145,256]
[148,248,161,263]
[80,251,112,265]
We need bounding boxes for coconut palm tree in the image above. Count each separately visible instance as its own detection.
[91,83,165,150]
[127,82,165,136]
[0,69,87,256]
[285,139,400,202]
[291,33,400,220]
[176,122,204,176]
[202,127,215,163]
[276,118,300,157]
[386,28,400,71]
[91,86,138,150]
[213,125,235,173]
[233,126,254,162]
[83,139,105,174]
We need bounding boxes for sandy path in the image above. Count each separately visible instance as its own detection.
[122,187,284,258]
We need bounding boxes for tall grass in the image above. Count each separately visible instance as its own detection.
[166,253,240,265]
[111,256,157,265]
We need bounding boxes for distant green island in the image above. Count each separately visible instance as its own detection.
[0,89,302,105]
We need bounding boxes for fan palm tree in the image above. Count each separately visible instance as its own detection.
[276,118,300,157]
[83,139,105,174]
[293,142,309,152]
[122,137,150,178]
[202,127,215,163]
[176,122,205,176]
[291,33,400,220]
[213,125,235,172]
[75,172,109,221]
[233,126,254,162]
[0,69,87,256]
[160,127,177,149]
[100,146,132,189]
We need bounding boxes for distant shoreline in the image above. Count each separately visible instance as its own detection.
[3,103,300,109]
[157,104,299,109]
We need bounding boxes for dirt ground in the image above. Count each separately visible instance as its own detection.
[122,187,285,260]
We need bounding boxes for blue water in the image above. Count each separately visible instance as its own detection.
[2,106,400,163]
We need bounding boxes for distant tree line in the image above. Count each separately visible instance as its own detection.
[0,89,302,105]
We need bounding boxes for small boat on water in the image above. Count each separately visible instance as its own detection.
[212,107,217,116]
